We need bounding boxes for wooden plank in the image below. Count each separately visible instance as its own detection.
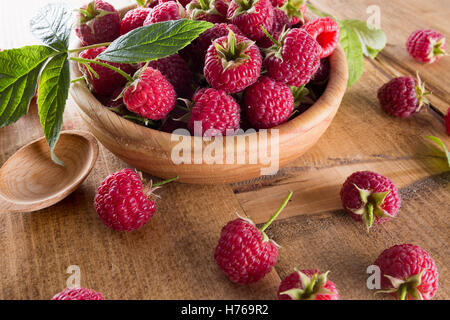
[233,59,449,224]
[268,172,449,300]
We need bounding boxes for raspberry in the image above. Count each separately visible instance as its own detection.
[52,288,104,300]
[94,169,156,231]
[272,8,290,33]
[144,1,186,24]
[159,0,192,7]
[278,270,339,300]
[340,171,401,232]
[74,0,120,46]
[186,0,228,23]
[303,17,340,58]
[374,244,439,300]
[214,192,293,284]
[406,29,446,64]
[244,76,294,129]
[189,23,243,71]
[377,75,431,118]
[264,28,321,87]
[445,108,450,135]
[270,0,285,6]
[79,47,135,96]
[227,0,274,41]
[310,58,330,84]
[120,8,151,35]
[188,88,241,136]
[148,54,194,98]
[204,30,262,93]
[123,67,176,120]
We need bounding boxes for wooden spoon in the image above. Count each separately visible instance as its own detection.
[0,130,99,214]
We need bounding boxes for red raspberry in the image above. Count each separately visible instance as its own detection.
[264,28,321,87]
[159,0,192,7]
[189,23,243,71]
[79,47,135,96]
[148,54,193,98]
[311,58,330,84]
[52,288,104,300]
[94,169,157,231]
[120,8,152,35]
[340,171,401,232]
[143,0,160,8]
[278,270,339,300]
[204,30,262,93]
[270,0,285,6]
[123,67,176,120]
[303,17,340,58]
[374,244,439,300]
[272,8,290,33]
[377,75,431,118]
[244,76,294,129]
[188,88,240,136]
[445,108,450,135]
[186,0,228,23]
[227,0,274,41]
[214,192,293,284]
[144,1,186,24]
[74,0,120,46]
[406,29,446,64]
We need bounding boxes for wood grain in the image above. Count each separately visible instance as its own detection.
[0,0,448,300]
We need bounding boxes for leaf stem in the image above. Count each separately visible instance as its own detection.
[259,191,293,232]
[68,42,112,54]
[70,56,134,82]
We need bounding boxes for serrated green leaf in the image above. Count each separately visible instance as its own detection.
[339,20,386,59]
[338,22,364,87]
[37,53,70,165]
[426,136,450,168]
[0,45,56,127]
[30,3,72,52]
[98,19,213,64]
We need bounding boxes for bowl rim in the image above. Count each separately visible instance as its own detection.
[69,5,348,144]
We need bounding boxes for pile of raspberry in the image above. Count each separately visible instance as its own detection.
[76,0,340,136]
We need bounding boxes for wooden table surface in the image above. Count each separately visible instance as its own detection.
[0,0,449,300]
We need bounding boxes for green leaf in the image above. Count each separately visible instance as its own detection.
[426,136,450,168]
[0,45,56,127]
[37,53,70,165]
[98,19,213,64]
[30,3,72,52]
[339,19,387,59]
[338,22,364,87]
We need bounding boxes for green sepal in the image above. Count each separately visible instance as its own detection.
[280,0,305,24]
[428,37,447,60]
[228,0,257,18]
[213,29,254,70]
[376,270,426,300]
[414,73,431,111]
[280,270,335,300]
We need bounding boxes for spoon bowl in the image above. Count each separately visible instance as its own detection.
[0,130,99,214]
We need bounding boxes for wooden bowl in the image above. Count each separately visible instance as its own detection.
[69,8,348,184]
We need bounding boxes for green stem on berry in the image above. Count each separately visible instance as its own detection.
[259,191,293,233]
[70,76,85,84]
[398,284,408,300]
[68,42,112,54]
[153,176,179,187]
[69,57,134,82]
[260,26,281,47]
[198,0,208,10]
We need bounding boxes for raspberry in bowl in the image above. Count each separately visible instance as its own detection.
[69,3,348,184]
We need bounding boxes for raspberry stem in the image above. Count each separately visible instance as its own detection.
[68,42,112,54]
[152,176,179,187]
[259,191,293,233]
[70,56,134,82]
[260,26,281,47]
